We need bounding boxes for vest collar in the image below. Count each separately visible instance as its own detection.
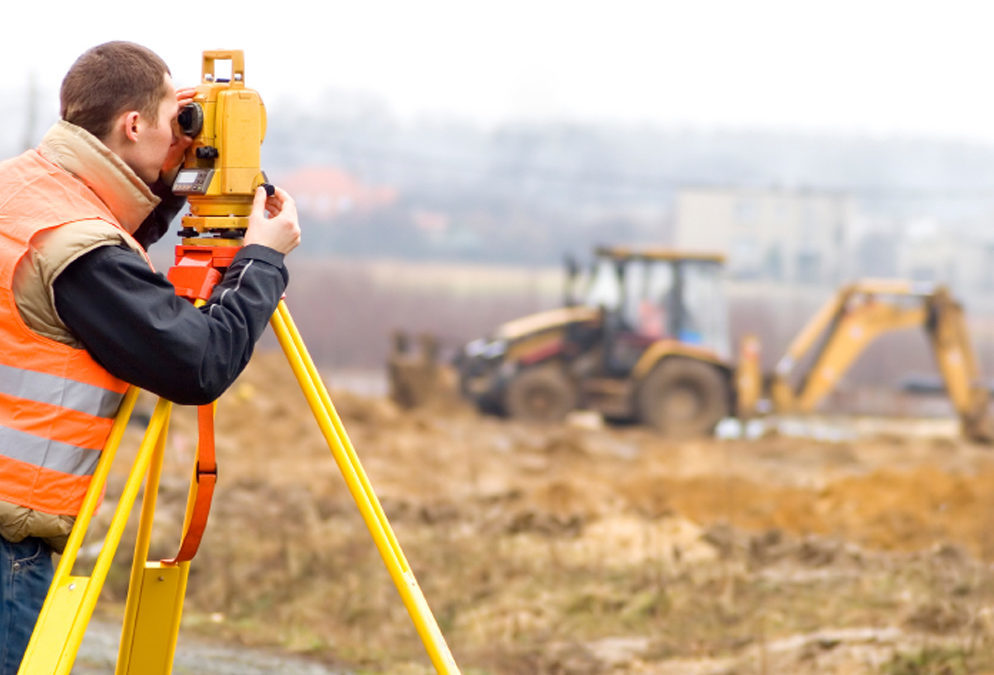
[37,121,161,234]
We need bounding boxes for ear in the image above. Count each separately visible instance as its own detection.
[121,111,141,143]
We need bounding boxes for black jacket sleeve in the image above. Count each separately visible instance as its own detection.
[131,178,187,249]
[53,243,288,405]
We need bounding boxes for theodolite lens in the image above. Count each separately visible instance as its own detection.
[177,103,204,137]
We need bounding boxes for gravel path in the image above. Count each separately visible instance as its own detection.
[72,617,348,674]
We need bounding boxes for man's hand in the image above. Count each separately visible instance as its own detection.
[244,186,301,255]
[162,87,198,182]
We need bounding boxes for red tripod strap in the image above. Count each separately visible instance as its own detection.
[162,404,217,564]
[160,242,236,564]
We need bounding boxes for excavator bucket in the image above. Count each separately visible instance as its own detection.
[387,331,460,409]
[961,399,994,444]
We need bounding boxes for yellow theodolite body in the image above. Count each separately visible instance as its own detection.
[172,50,268,232]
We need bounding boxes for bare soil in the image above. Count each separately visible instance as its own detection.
[83,351,994,674]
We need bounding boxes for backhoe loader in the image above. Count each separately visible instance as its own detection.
[451,246,994,442]
[457,246,734,436]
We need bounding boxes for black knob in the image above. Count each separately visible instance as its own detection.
[196,146,219,160]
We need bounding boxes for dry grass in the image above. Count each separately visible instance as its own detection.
[70,352,994,673]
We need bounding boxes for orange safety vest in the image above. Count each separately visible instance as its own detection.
[0,149,148,515]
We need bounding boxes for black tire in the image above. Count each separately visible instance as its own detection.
[638,358,730,436]
[504,365,577,423]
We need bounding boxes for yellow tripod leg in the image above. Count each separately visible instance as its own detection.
[115,295,221,673]
[116,399,190,675]
[270,301,460,674]
[18,394,172,675]
[115,560,189,675]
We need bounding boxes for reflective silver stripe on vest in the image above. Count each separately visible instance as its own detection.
[0,425,101,476]
[0,362,123,418]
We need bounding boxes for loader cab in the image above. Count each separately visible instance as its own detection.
[583,247,731,371]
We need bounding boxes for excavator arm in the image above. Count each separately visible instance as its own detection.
[927,288,994,442]
[741,280,993,443]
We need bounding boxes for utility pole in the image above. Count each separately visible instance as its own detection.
[21,71,39,152]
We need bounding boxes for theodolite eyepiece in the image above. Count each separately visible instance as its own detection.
[177,103,204,138]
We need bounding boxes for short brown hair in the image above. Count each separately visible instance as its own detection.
[61,41,171,140]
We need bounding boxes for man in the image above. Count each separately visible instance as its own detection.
[0,41,301,673]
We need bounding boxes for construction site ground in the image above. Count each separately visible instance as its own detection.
[80,351,994,674]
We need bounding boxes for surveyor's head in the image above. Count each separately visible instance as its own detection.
[60,41,179,184]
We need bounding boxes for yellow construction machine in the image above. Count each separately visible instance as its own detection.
[450,246,994,441]
[735,279,994,442]
[456,246,734,436]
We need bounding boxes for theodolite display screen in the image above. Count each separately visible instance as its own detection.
[172,168,215,195]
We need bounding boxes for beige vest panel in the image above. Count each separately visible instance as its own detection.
[12,218,145,348]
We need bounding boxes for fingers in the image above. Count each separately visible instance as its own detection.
[267,191,284,209]
[253,185,269,213]
[262,187,291,218]
[170,134,193,151]
[176,87,197,103]
[253,185,295,220]
[264,195,283,218]
[244,186,301,254]
[162,131,194,175]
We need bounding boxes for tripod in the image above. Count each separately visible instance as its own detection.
[17,241,460,674]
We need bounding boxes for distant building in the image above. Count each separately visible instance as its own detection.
[277,166,397,221]
[896,220,994,293]
[673,186,855,285]
[852,227,900,279]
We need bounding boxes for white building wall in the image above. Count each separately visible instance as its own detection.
[897,230,987,294]
[674,186,853,285]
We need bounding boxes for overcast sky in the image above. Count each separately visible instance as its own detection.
[4,0,994,141]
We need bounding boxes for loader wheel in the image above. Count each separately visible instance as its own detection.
[505,365,577,423]
[638,358,729,437]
